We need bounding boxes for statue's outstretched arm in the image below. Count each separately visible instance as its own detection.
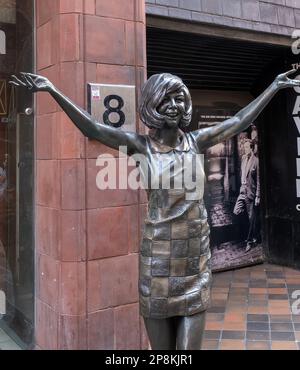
[10,73,146,155]
[192,69,300,151]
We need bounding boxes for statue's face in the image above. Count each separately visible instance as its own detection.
[157,90,185,128]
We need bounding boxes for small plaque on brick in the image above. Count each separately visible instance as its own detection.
[88,83,136,132]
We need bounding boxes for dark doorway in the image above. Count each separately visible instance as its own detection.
[146,26,294,271]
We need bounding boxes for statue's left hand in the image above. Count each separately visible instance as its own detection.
[275,69,300,89]
[9,72,54,93]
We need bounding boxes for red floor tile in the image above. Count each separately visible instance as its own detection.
[202,263,300,350]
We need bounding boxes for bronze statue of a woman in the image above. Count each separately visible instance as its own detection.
[10,69,300,350]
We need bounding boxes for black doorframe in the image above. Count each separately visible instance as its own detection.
[260,52,300,271]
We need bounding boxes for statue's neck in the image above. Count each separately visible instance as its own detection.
[152,127,181,148]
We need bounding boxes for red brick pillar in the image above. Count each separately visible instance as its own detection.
[35,0,148,350]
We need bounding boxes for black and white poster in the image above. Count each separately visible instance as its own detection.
[193,106,264,272]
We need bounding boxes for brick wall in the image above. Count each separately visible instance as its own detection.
[146,0,300,36]
[35,0,148,350]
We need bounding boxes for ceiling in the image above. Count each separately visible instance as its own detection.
[146,27,288,92]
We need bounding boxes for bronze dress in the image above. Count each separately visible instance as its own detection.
[139,130,212,319]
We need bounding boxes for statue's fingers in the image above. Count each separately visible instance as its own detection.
[11,75,26,86]
[282,69,297,78]
[8,78,19,85]
[20,72,31,79]
[8,81,20,87]
[26,74,37,88]
[25,72,40,79]
[10,74,20,82]
[21,72,40,85]
[26,74,34,82]
[21,73,33,88]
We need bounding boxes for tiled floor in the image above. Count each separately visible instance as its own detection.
[0,328,21,350]
[2,263,300,350]
[203,263,300,350]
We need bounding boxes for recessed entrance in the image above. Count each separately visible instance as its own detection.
[146,25,290,271]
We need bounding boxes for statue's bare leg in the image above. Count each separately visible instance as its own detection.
[144,311,206,350]
[176,311,206,350]
[143,317,177,350]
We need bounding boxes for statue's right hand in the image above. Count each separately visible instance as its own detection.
[9,72,54,93]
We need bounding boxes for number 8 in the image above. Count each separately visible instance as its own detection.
[103,95,125,128]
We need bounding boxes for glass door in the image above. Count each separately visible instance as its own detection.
[0,0,34,348]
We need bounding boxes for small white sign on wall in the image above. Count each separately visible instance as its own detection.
[0,290,5,315]
[0,30,6,55]
[88,83,136,133]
